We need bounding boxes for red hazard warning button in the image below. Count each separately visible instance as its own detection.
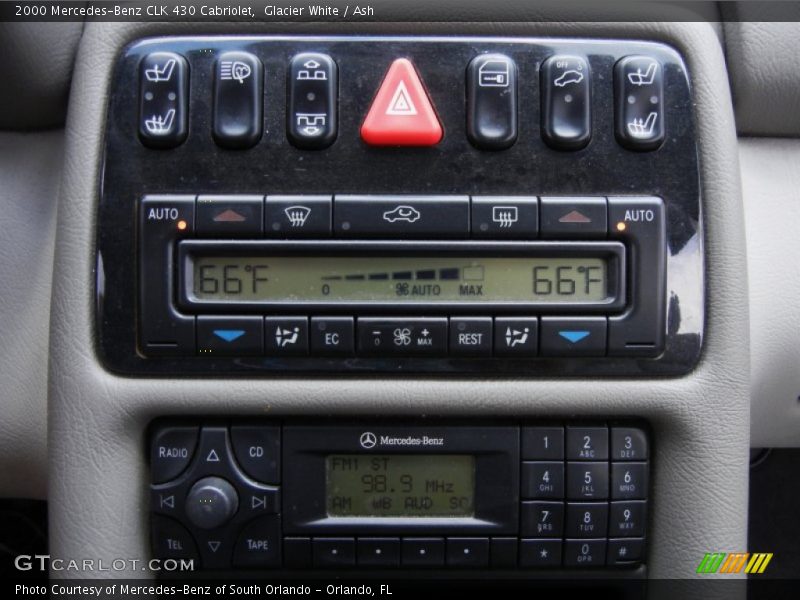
[360,58,443,147]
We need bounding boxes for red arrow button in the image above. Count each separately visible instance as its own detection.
[360,58,443,147]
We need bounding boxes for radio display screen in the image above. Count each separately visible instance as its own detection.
[325,454,475,517]
[186,255,610,304]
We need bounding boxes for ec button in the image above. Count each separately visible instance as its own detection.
[310,317,355,356]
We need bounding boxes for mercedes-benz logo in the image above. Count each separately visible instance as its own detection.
[359,431,377,449]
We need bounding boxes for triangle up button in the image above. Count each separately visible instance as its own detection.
[361,58,443,147]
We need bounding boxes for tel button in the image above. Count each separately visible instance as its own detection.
[150,426,199,484]
[231,425,280,484]
[151,516,198,561]
[449,317,492,357]
[310,317,355,356]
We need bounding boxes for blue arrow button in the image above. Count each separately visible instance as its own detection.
[559,330,591,344]
[213,329,246,343]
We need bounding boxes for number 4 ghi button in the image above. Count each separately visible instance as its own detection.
[360,58,443,146]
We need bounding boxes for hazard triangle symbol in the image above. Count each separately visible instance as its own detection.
[361,58,443,146]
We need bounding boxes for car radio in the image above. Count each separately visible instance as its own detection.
[97,36,703,375]
[150,421,650,571]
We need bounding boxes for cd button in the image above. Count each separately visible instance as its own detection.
[265,195,332,237]
[265,317,309,356]
[357,318,448,357]
[471,196,538,239]
[230,425,281,484]
[196,195,264,237]
[449,317,492,357]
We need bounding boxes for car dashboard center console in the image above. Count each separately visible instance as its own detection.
[97,36,703,377]
[92,34,705,580]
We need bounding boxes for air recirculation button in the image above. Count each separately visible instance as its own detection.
[185,476,239,530]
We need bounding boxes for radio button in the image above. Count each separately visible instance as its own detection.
[564,539,607,567]
[357,318,447,356]
[265,195,332,237]
[447,538,489,568]
[565,502,609,538]
[519,539,562,567]
[521,461,564,499]
[402,538,445,567]
[233,516,281,568]
[494,317,538,357]
[449,317,492,357]
[310,317,355,356]
[265,317,309,356]
[196,195,264,237]
[566,426,608,461]
[566,462,609,500]
[313,538,356,567]
[540,197,607,239]
[334,195,470,239]
[151,426,198,484]
[231,425,281,484]
[521,501,564,538]
[358,538,401,567]
[609,501,647,538]
[471,196,538,239]
[540,317,607,357]
[608,538,644,565]
[197,316,264,356]
[213,51,263,149]
[611,462,648,500]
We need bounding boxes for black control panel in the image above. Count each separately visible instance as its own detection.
[150,421,650,571]
[97,37,703,376]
